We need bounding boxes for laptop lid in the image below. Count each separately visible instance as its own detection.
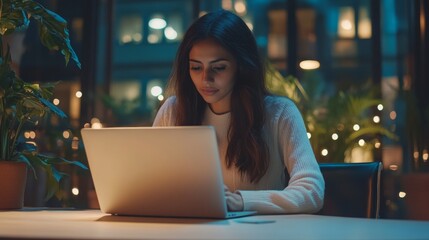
[81,126,254,219]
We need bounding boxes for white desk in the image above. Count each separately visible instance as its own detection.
[1,209,429,239]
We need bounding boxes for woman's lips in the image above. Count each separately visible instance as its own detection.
[200,87,219,96]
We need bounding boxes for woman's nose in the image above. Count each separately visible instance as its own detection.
[202,68,214,82]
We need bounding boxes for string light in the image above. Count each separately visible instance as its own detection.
[423,149,428,162]
[373,116,380,123]
[374,141,381,149]
[63,130,70,139]
[53,98,60,105]
[390,111,397,120]
[72,188,79,196]
[29,131,36,139]
[414,151,419,159]
[331,133,338,140]
[72,137,79,150]
[389,165,398,171]
[353,124,360,131]
[321,149,328,156]
[75,91,82,98]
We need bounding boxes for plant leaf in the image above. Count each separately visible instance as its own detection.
[16,0,81,68]
[0,1,29,35]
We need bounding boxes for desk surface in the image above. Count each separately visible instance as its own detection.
[1,209,429,240]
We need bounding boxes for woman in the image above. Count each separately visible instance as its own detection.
[153,9,324,215]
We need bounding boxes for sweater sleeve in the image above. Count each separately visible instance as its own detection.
[152,96,177,126]
[238,99,325,214]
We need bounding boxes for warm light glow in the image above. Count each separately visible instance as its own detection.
[399,191,406,198]
[390,111,397,120]
[353,124,360,131]
[157,95,164,101]
[234,0,247,15]
[421,3,426,35]
[423,149,428,162]
[149,17,167,29]
[321,149,328,156]
[414,151,419,159]
[374,141,381,149]
[53,98,60,106]
[132,33,142,43]
[377,104,384,111]
[75,91,83,98]
[26,141,37,147]
[72,137,79,150]
[72,187,79,196]
[164,27,177,40]
[338,7,355,38]
[91,118,102,129]
[389,165,398,171]
[24,131,31,139]
[148,34,160,44]
[92,122,103,129]
[222,0,233,10]
[299,60,320,70]
[29,131,36,139]
[358,139,365,146]
[63,130,70,139]
[341,20,353,30]
[373,116,380,123]
[332,133,338,140]
[122,34,132,44]
[91,118,100,124]
[358,7,372,39]
[307,132,312,139]
[245,21,253,31]
[150,86,163,97]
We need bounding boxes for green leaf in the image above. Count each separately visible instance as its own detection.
[43,165,62,201]
[24,1,81,68]
[37,153,88,170]
[3,0,81,68]
[0,2,29,35]
[38,97,67,118]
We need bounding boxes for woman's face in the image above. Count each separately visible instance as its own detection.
[189,39,237,114]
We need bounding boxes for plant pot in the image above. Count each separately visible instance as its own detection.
[0,161,27,210]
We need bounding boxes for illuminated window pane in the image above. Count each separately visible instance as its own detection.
[118,15,143,45]
[268,9,287,59]
[338,7,355,38]
[358,7,372,39]
[165,13,183,43]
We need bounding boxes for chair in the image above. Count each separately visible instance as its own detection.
[316,162,382,218]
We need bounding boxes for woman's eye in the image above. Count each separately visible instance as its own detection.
[190,66,201,71]
[212,66,226,72]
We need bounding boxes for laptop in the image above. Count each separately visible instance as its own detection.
[81,126,256,219]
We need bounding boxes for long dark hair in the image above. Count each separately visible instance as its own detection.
[168,10,269,183]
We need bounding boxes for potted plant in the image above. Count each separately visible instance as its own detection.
[0,0,86,209]
[265,63,398,163]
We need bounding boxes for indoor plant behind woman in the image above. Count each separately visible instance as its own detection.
[0,0,86,209]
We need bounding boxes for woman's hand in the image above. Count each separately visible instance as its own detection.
[224,185,244,211]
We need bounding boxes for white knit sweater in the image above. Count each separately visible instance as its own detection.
[152,95,325,214]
